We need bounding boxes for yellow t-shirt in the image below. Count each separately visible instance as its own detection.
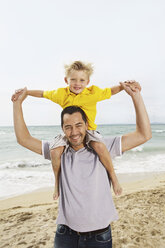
[43,85,111,130]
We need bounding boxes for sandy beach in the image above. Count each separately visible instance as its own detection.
[0,172,165,248]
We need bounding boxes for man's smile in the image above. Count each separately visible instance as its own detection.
[70,134,81,141]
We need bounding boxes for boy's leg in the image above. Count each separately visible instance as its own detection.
[90,141,122,196]
[50,146,65,200]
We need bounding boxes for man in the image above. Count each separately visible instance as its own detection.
[12,82,151,248]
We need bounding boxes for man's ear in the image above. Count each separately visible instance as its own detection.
[64,77,68,84]
[85,122,88,130]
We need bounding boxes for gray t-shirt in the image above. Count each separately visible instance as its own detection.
[42,136,122,232]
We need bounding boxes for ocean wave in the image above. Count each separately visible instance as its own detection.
[153,129,165,133]
[131,146,143,152]
[114,153,165,173]
[125,145,165,153]
[152,129,165,133]
[0,131,7,135]
[0,160,51,169]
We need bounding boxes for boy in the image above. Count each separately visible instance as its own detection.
[13,61,140,200]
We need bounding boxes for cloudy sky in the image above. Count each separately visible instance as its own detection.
[0,0,164,126]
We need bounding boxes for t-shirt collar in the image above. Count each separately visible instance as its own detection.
[66,86,90,95]
[63,135,93,154]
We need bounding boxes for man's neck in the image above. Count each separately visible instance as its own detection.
[70,144,85,151]
[69,140,86,151]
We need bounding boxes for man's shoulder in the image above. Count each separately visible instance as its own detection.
[103,136,119,145]
[103,136,122,158]
[42,136,122,160]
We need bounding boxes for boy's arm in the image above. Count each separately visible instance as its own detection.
[111,81,141,96]
[12,88,61,104]
[12,88,44,101]
[111,84,123,95]
[27,90,44,97]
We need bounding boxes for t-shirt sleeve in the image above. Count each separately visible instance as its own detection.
[103,136,122,158]
[43,88,63,104]
[42,140,51,160]
[93,86,111,102]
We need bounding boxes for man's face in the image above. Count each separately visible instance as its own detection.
[62,112,88,150]
[65,70,89,95]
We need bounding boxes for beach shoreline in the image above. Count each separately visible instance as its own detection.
[0,172,165,248]
[0,171,164,209]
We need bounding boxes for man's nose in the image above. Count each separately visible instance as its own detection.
[71,126,77,135]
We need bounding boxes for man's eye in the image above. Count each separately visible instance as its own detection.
[76,124,82,127]
[65,127,71,130]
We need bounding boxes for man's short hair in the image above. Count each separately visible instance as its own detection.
[61,106,87,127]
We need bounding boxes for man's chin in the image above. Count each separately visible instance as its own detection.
[70,141,82,147]
[69,140,84,149]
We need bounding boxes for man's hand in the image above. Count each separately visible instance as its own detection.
[120,81,141,97]
[11,87,27,103]
[120,80,141,94]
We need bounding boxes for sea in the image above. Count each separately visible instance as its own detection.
[0,124,165,200]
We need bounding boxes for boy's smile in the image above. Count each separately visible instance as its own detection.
[65,70,90,94]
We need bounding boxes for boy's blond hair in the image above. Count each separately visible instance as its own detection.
[64,61,94,78]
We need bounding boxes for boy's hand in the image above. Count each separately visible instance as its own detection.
[11,88,25,102]
[120,81,140,98]
[11,87,28,103]
[120,80,141,92]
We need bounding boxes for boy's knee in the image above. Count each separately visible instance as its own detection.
[50,146,64,159]
[90,141,105,153]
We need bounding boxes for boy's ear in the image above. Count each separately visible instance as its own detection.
[86,78,90,85]
[64,77,68,84]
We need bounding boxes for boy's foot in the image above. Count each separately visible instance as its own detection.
[53,184,59,200]
[112,180,122,196]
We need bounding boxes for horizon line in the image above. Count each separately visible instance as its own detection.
[0,123,164,127]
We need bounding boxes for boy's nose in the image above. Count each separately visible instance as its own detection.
[75,80,81,84]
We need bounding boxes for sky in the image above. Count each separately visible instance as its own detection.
[0,0,165,126]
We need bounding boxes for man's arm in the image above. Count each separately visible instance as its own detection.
[12,87,42,155]
[121,83,152,152]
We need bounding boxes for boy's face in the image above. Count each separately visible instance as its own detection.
[65,70,90,94]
